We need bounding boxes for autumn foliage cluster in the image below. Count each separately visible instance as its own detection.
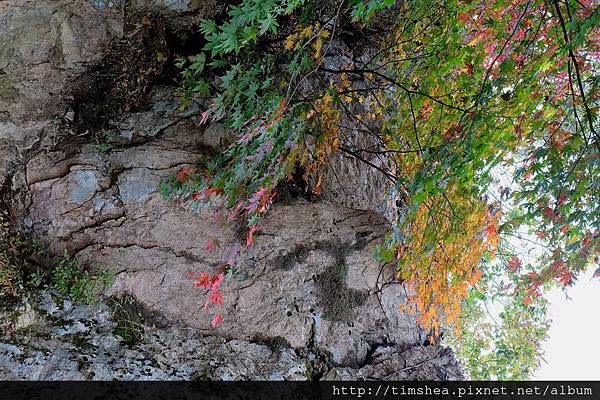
[163,0,599,379]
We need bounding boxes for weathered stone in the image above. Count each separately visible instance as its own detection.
[14,98,462,376]
[20,134,430,370]
[324,346,464,380]
[298,38,400,222]
[0,292,309,380]
[0,291,462,380]
[0,0,122,186]
[130,0,226,15]
[20,112,423,365]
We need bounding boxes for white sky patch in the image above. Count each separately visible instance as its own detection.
[483,162,599,381]
[533,268,600,380]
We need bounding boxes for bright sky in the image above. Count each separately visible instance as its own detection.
[533,268,600,380]
[486,163,599,381]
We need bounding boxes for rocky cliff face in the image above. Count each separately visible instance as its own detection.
[0,0,463,380]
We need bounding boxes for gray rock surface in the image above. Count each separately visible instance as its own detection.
[0,0,121,188]
[0,292,462,380]
[322,43,396,220]
[7,86,463,377]
[19,97,427,366]
[1,292,309,380]
[130,0,226,14]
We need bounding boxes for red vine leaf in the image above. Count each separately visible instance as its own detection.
[176,167,195,183]
[211,313,223,327]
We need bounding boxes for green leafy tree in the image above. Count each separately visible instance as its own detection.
[166,0,598,379]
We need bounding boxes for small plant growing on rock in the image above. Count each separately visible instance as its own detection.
[94,129,114,154]
[0,246,22,302]
[108,294,147,346]
[0,216,47,305]
[44,250,114,305]
[1,207,111,307]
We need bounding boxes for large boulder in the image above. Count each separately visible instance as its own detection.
[20,85,422,368]
[10,84,463,378]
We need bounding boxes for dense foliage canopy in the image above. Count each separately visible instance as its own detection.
[164,0,599,379]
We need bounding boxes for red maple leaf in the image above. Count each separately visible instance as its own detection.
[557,270,573,287]
[527,271,539,281]
[246,187,276,214]
[208,289,223,305]
[228,201,244,221]
[550,259,566,272]
[457,12,470,23]
[246,225,259,247]
[204,187,223,198]
[514,28,526,41]
[204,239,217,253]
[210,273,224,290]
[465,63,474,75]
[194,272,211,287]
[557,192,568,205]
[542,207,555,219]
[211,313,223,327]
[198,110,210,126]
[176,167,195,183]
[264,112,284,130]
[484,223,497,237]
[507,256,522,272]
[582,235,592,247]
[443,125,462,141]
[192,191,203,201]
[204,287,224,310]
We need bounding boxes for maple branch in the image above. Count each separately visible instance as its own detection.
[407,92,423,154]
[471,0,532,115]
[339,146,397,183]
[318,67,467,112]
[341,145,422,155]
[551,0,600,149]
[360,11,428,65]
[285,0,344,103]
